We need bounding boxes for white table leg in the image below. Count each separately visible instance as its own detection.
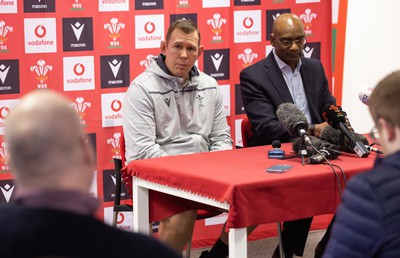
[229,228,247,258]
[133,177,150,235]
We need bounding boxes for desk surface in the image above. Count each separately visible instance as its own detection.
[124,144,376,229]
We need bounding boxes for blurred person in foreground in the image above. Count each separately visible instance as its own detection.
[0,90,180,258]
[122,18,233,254]
[323,71,400,258]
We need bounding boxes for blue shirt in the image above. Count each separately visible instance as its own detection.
[273,50,312,123]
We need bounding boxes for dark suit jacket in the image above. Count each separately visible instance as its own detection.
[240,51,336,146]
[0,204,180,258]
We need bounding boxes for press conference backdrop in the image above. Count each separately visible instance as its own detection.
[0,0,332,247]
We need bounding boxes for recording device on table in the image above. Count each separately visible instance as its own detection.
[323,105,370,158]
[268,140,285,159]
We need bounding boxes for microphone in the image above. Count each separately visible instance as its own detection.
[292,135,327,156]
[320,107,370,158]
[306,142,340,164]
[268,140,285,159]
[276,103,312,145]
[358,87,374,106]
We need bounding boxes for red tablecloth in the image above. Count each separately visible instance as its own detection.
[124,143,376,229]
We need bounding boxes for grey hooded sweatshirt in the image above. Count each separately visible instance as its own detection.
[122,54,233,162]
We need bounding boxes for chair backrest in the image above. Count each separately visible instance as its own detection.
[114,132,128,206]
[241,116,253,148]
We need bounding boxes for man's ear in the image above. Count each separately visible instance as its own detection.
[270,33,276,47]
[380,118,396,142]
[160,40,167,54]
[80,135,95,168]
[197,45,204,59]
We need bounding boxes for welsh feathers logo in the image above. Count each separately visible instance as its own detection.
[300,9,317,36]
[71,97,91,125]
[139,54,155,70]
[207,13,226,43]
[0,141,8,171]
[104,18,125,48]
[238,48,258,68]
[71,0,84,11]
[0,20,13,53]
[30,60,53,88]
[107,132,122,159]
[177,0,190,8]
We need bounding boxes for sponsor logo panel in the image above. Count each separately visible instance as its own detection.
[303,42,320,60]
[234,0,260,6]
[23,0,55,13]
[24,18,57,53]
[0,20,14,53]
[0,0,17,13]
[266,9,291,41]
[219,84,230,117]
[135,14,164,49]
[63,56,95,91]
[107,132,123,160]
[0,99,19,135]
[100,55,130,89]
[62,17,94,52]
[238,48,258,68]
[0,59,19,95]
[300,8,317,36]
[102,169,129,202]
[70,96,92,125]
[203,49,230,81]
[104,17,126,49]
[30,59,53,89]
[234,10,261,43]
[135,0,163,10]
[202,0,230,8]
[0,179,15,203]
[207,13,227,43]
[99,0,129,12]
[101,92,125,127]
[104,206,133,231]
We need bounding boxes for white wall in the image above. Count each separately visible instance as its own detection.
[342,0,400,133]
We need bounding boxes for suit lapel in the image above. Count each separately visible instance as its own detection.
[264,53,294,103]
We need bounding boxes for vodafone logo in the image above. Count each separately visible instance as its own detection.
[117,212,125,224]
[34,25,46,38]
[0,107,10,120]
[144,22,155,34]
[243,17,253,29]
[111,100,122,112]
[73,63,85,76]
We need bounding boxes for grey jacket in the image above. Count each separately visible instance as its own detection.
[122,55,233,162]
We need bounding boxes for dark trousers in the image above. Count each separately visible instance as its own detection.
[274,217,313,257]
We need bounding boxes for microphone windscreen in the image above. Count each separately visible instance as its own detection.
[359,87,374,106]
[272,140,282,148]
[292,136,326,156]
[320,125,370,153]
[276,103,309,137]
[322,105,346,129]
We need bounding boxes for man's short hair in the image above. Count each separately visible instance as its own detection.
[165,18,201,45]
[369,70,400,128]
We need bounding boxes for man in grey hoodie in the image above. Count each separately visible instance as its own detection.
[122,19,233,254]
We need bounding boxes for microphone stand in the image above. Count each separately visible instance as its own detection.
[298,141,308,166]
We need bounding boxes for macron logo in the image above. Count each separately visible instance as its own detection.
[108,59,122,78]
[71,22,85,41]
[211,53,224,71]
[0,64,10,84]
[302,46,314,58]
[0,184,15,203]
